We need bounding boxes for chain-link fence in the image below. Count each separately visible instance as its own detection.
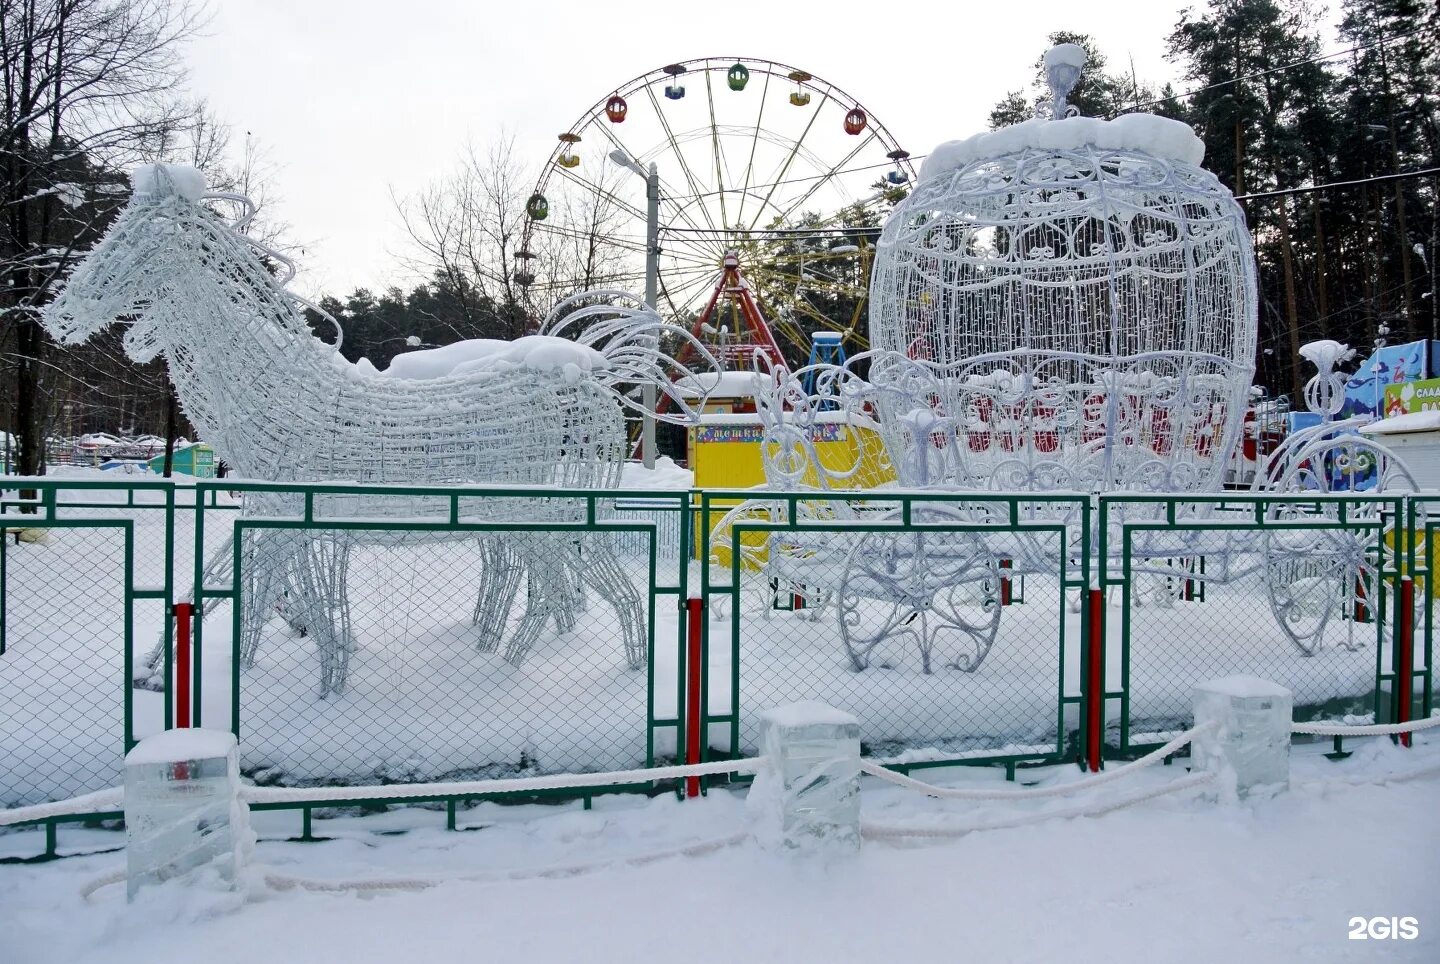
[191,483,691,788]
[1100,494,1405,752]
[3,479,1434,812]
[1,480,170,807]
[700,491,1090,770]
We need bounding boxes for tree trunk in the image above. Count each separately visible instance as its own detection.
[1312,198,1329,339]
[1277,203,1304,404]
[12,314,44,477]
[162,387,177,477]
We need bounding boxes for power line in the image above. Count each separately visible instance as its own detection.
[1237,166,1440,202]
[663,224,882,238]
[1113,25,1425,116]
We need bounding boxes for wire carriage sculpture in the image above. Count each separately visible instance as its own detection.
[42,165,719,696]
[714,45,1417,672]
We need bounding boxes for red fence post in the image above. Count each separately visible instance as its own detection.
[1086,588,1105,772]
[1396,577,1414,748]
[685,595,704,797]
[999,559,1013,607]
[174,602,193,729]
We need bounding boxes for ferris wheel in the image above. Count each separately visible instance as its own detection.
[519,57,915,355]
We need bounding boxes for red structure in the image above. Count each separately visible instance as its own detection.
[680,250,787,374]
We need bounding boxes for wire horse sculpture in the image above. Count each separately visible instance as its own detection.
[43,164,719,696]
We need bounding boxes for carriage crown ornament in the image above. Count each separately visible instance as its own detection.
[854,44,1259,494]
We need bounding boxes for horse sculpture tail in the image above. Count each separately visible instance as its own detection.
[539,289,723,424]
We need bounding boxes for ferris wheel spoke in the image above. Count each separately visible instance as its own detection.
[583,117,717,242]
[551,165,649,222]
[532,222,650,253]
[733,69,771,233]
[660,263,721,316]
[654,237,725,271]
[704,70,730,232]
[642,83,722,233]
[772,130,878,227]
[745,88,831,233]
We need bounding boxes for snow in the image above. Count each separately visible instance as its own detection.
[2,738,1437,963]
[1358,410,1440,435]
[125,728,237,766]
[1194,675,1292,700]
[617,456,693,490]
[1043,42,1087,69]
[760,701,860,729]
[130,164,206,202]
[676,371,764,398]
[919,113,1206,182]
[353,335,609,382]
[1298,339,1355,371]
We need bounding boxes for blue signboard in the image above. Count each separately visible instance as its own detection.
[1341,340,1429,419]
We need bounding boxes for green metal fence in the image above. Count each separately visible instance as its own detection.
[1,478,1433,856]
[696,490,1092,774]
[1097,493,1407,755]
[189,482,692,795]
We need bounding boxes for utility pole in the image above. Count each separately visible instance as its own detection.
[642,162,660,469]
[611,151,663,468]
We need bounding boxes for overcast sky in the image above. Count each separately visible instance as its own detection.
[182,0,1337,299]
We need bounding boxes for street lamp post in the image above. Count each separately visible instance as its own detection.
[611,150,661,469]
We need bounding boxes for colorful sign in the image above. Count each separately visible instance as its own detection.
[1383,377,1440,417]
[695,423,844,445]
[1343,340,1429,418]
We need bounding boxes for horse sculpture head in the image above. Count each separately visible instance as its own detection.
[43,164,248,363]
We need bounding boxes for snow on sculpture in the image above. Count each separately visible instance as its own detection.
[43,164,719,694]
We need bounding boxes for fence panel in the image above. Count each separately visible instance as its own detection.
[702,492,1088,770]
[1403,497,1436,725]
[0,480,170,807]
[1102,495,1405,753]
[193,483,690,790]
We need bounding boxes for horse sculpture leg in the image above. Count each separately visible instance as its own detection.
[472,535,524,653]
[241,530,304,669]
[503,534,571,666]
[573,537,648,670]
[285,533,355,698]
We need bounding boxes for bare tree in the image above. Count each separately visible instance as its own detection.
[395,136,534,339]
[539,149,632,295]
[396,135,634,341]
[1,0,205,476]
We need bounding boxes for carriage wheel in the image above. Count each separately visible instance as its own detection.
[836,506,1004,674]
[1262,433,1418,656]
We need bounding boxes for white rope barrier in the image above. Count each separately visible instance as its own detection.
[82,832,751,902]
[862,770,1217,840]
[241,757,768,806]
[261,831,750,896]
[857,723,1215,801]
[1292,715,1440,737]
[0,787,123,828]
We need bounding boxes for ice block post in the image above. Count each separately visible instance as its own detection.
[1191,677,1292,798]
[124,728,250,900]
[756,702,861,852]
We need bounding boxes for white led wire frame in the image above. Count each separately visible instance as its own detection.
[44,174,720,695]
[867,146,1258,495]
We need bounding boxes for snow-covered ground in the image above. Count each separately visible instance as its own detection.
[2,736,1436,963]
